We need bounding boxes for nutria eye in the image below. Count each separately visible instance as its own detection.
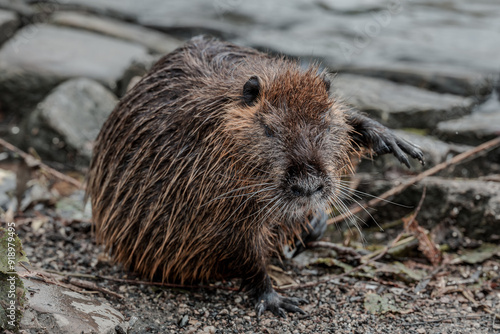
[263,124,274,138]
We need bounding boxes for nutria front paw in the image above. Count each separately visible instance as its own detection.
[255,290,307,320]
[371,131,425,168]
[346,110,425,168]
[293,210,328,256]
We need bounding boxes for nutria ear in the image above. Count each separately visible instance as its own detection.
[243,76,260,106]
[323,77,331,93]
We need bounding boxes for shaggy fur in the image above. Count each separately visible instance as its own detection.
[88,36,423,316]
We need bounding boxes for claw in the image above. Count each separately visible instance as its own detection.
[293,211,327,257]
[346,110,425,167]
[254,289,307,320]
[277,308,287,318]
[395,137,425,166]
[281,303,306,314]
[256,301,266,321]
[282,296,308,306]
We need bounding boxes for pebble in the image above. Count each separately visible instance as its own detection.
[178,315,189,328]
[203,325,216,333]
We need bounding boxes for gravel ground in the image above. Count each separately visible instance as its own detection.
[13,182,500,334]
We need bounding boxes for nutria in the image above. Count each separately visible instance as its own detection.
[87,36,424,318]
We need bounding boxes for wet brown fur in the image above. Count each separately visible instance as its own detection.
[88,37,355,288]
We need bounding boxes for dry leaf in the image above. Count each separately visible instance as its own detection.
[404,216,442,266]
[268,264,297,287]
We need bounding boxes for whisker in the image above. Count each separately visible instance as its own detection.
[337,181,413,209]
[337,188,380,231]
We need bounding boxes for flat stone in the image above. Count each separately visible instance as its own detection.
[0,9,19,45]
[50,11,182,54]
[0,24,146,115]
[0,0,34,18]
[335,63,494,97]
[37,0,155,21]
[436,93,500,146]
[118,53,161,96]
[0,168,16,210]
[316,0,391,14]
[357,175,500,241]
[21,275,126,334]
[332,74,474,129]
[23,78,117,166]
[36,1,500,75]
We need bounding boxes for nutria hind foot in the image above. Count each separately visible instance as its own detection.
[255,289,307,320]
[244,273,307,320]
[293,210,328,257]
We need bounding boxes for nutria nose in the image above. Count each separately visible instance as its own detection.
[290,182,324,197]
[286,163,325,197]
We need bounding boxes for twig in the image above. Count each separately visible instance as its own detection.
[95,275,240,292]
[66,277,124,299]
[21,266,240,292]
[328,136,500,225]
[0,137,83,189]
[306,241,364,259]
[365,186,426,262]
[413,262,448,293]
[43,269,99,279]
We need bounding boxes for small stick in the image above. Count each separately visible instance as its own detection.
[43,269,98,279]
[0,137,83,189]
[66,277,124,299]
[328,136,500,225]
[21,266,240,292]
[96,275,240,292]
[306,241,363,259]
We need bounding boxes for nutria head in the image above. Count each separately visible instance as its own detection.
[223,66,353,222]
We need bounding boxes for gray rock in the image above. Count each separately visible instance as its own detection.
[356,175,500,241]
[21,275,126,334]
[0,168,15,210]
[50,11,183,54]
[56,189,92,222]
[436,94,500,146]
[43,0,242,38]
[237,1,500,73]
[0,24,146,115]
[316,0,391,14]
[0,9,19,45]
[38,0,154,21]
[335,63,495,97]
[118,53,161,96]
[332,74,474,128]
[23,78,117,166]
[34,1,500,75]
[0,0,33,18]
